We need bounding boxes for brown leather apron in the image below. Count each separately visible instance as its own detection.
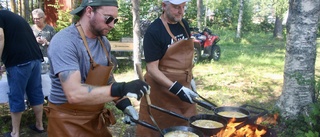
[136,37,197,137]
[44,23,115,137]
[45,102,115,137]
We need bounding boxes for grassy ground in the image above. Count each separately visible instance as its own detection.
[0,32,319,137]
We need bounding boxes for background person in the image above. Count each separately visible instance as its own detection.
[136,0,198,136]
[31,8,55,57]
[0,10,45,137]
[46,0,149,136]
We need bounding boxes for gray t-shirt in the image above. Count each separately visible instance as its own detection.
[48,24,113,104]
[31,24,56,57]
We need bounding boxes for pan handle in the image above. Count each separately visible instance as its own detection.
[197,94,218,108]
[150,104,189,121]
[192,97,216,110]
[129,116,159,131]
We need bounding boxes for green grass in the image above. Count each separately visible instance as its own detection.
[191,31,286,110]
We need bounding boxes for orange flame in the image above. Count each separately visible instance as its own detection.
[214,118,268,137]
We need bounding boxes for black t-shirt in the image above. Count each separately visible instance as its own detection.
[0,10,43,67]
[143,18,191,63]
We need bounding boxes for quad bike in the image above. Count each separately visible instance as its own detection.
[191,27,221,63]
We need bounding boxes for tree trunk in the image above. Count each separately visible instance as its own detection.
[24,0,30,22]
[236,0,244,38]
[20,0,25,18]
[273,16,283,39]
[197,0,203,30]
[132,0,142,79]
[10,0,16,13]
[276,0,320,119]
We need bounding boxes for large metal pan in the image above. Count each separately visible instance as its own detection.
[162,126,204,137]
[214,106,250,122]
[129,117,204,137]
[192,97,250,122]
[149,105,227,136]
[189,114,227,136]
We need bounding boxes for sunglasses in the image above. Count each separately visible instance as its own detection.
[96,11,118,24]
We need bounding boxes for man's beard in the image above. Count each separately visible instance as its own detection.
[166,12,182,23]
[89,19,105,36]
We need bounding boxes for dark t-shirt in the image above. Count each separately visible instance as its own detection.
[0,10,43,67]
[143,18,191,63]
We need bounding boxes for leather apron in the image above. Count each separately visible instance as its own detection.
[136,38,197,137]
[44,23,115,137]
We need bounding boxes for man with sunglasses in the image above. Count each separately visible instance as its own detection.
[136,0,199,136]
[46,0,149,136]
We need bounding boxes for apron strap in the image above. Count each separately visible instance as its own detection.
[160,16,189,42]
[75,23,113,67]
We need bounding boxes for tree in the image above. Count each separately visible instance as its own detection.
[197,0,204,30]
[132,0,143,79]
[10,0,16,13]
[235,0,244,38]
[276,0,320,119]
[273,0,288,39]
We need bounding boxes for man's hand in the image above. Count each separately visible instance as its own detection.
[111,79,149,100]
[115,98,138,125]
[169,81,199,104]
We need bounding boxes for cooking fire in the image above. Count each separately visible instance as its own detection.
[214,114,279,137]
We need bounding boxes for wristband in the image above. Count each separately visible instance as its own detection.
[169,81,183,95]
[110,82,125,97]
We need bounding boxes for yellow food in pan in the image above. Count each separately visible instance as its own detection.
[217,111,247,118]
[164,130,199,137]
[191,119,224,129]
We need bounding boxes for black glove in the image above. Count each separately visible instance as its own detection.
[169,81,199,104]
[115,98,138,125]
[111,79,149,100]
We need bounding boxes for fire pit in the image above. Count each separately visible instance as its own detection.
[130,97,278,137]
[192,100,278,137]
[214,118,277,137]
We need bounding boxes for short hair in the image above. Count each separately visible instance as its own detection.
[32,8,45,17]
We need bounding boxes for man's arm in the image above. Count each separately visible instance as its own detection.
[146,60,174,89]
[59,70,149,105]
[0,28,4,62]
[59,70,116,105]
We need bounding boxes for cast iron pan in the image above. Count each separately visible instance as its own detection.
[129,117,204,137]
[192,97,250,123]
[189,114,227,136]
[161,126,204,137]
[149,105,227,136]
[214,106,250,123]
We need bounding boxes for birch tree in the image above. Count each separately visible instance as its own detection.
[235,0,244,38]
[132,0,143,79]
[10,0,16,13]
[197,0,203,30]
[273,0,288,39]
[276,0,320,118]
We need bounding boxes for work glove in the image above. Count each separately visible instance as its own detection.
[190,79,197,92]
[115,98,138,125]
[169,81,199,104]
[111,79,149,100]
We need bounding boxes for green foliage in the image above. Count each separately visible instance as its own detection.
[209,0,254,32]
[212,0,238,29]
[277,100,320,136]
[108,0,160,41]
[48,0,73,32]
[184,0,196,27]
